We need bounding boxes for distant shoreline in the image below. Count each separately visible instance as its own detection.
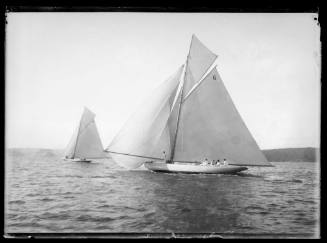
[262,147,319,162]
[6,147,319,163]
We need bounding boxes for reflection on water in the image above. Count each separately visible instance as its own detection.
[5,150,320,237]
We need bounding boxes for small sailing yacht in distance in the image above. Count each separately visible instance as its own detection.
[64,107,105,162]
[105,35,272,173]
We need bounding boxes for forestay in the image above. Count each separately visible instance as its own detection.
[106,65,184,169]
[173,67,271,166]
[151,84,181,160]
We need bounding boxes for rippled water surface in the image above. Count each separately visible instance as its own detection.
[5,150,320,237]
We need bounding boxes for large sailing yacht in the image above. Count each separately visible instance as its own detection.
[105,35,272,173]
[64,107,104,162]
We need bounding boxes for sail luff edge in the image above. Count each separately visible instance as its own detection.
[72,109,84,158]
[105,150,164,161]
[169,37,193,161]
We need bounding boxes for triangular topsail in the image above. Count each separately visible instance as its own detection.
[183,35,218,97]
[106,65,184,169]
[65,107,105,159]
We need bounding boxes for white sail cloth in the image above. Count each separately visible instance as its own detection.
[182,35,218,97]
[106,65,184,169]
[65,107,105,159]
[106,35,270,168]
[173,67,270,166]
[65,125,79,159]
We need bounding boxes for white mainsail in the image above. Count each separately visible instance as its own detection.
[173,67,270,166]
[106,65,184,169]
[106,35,271,168]
[65,107,105,159]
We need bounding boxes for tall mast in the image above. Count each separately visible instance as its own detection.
[169,36,193,162]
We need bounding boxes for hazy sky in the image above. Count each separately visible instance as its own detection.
[6,12,320,150]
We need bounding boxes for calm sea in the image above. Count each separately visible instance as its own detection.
[5,149,320,238]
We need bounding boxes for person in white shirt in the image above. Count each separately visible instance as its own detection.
[202,158,209,166]
[223,158,227,165]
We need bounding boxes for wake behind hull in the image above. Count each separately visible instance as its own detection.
[144,161,247,174]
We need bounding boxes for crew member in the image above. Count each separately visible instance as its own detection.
[202,158,209,165]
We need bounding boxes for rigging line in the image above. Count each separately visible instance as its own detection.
[170,35,219,161]
[170,59,192,161]
[169,84,184,161]
[105,150,164,161]
[169,65,185,112]
[169,37,193,162]
[105,151,203,164]
[71,156,110,159]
